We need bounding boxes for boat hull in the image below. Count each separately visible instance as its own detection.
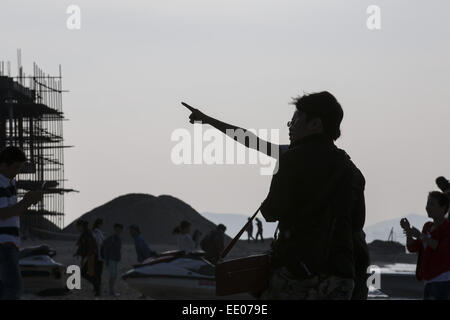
[379,273,424,299]
[125,276,253,300]
[20,256,66,294]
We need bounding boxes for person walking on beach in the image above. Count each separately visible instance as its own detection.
[173,220,195,253]
[0,147,43,300]
[201,224,227,264]
[254,218,264,243]
[129,225,154,263]
[92,218,104,297]
[246,218,254,243]
[401,191,450,300]
[74,219,98,292]
[182,92,369,300]
[103,223,123,297]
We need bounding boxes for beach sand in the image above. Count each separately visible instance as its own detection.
[20,239,272,300]
[20,238,420,300]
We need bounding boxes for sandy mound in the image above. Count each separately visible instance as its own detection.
[63,193,230,244]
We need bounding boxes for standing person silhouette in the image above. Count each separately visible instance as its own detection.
[0,147,43,300]
[173,221,195,253]
[92,218,104,297]
[103,223,124,297]
[181,92,369,300]
[255,218,264,243]
[246,218,254,243]
[436,177,450,218]
[401,191,450,300]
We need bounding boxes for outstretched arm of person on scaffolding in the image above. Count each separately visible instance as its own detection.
[181,102,286,159]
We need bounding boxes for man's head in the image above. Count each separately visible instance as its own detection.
[426,191,449,220]
[129,224,140,237]
[217,224,226,233]
[76,219,88,233]
[289,92,343,144]
[0,146,27,179]
[113,223,124,236]
[180,220,191,234]
[436,176,450,193]
[93,218,103,230]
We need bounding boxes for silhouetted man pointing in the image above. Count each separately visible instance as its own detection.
[182,91,370,300]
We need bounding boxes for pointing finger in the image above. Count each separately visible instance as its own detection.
[181,102,196,112]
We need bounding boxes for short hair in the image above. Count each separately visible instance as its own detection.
[173,220,191,234]
[436,176,450,192]
[217,224,226,232]
[76,219,88,229]
[428,191,450,212]
[114,223,124,230]
[0,146,27,165]
[93,218,103,229]
[291,91,344,141]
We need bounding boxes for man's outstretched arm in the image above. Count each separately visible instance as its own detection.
[182,102,284,158]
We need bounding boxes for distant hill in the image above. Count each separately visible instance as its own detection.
[202,212,278,239]
[364,214,430,244]
[64,194,230,244]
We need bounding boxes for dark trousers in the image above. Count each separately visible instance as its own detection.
[93,258,103,295]
[82,257,103,295]
[255,230,264,242]
[424,280,450,300]
[351,273,369,300]
[0,244,23,300]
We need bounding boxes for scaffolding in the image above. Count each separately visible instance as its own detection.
[0,49,75,231]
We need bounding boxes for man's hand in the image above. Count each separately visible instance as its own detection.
[400,218,411,231]
[410,227,422,239]
[23,190,44,206]
[181,102,209,124]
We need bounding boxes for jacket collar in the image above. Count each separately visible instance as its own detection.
[289,133,334,149]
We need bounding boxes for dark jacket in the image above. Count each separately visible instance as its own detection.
[407,220,450,281]
[201,230,225,264]
[260,134,369,288]
[133,234,153,263]
[76,230,97,258]
[103,235,122,262]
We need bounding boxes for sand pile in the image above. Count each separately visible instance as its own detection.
[63,193,229,244]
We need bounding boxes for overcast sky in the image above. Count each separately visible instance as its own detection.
[1,0,449,228]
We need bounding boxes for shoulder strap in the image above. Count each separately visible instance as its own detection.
[220,205,261,260]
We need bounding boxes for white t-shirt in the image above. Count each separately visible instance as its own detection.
[177,234,195,253]
[0,174,19,247]
[92,228,105,260]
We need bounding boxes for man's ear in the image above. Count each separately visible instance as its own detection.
[309,118,323,133]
